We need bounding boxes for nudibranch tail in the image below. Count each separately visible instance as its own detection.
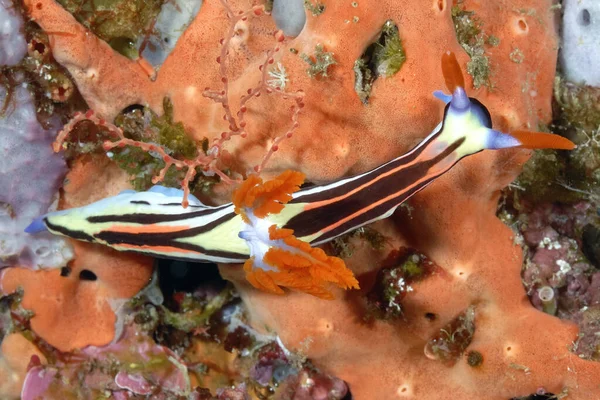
[233,170,359,299]
[434,51,576,156]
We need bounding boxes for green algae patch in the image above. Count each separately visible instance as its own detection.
[514,149,586,204]
[553,77,600,197]
[304,0,325,16]
[264,0,274,12]
[159,288,235,333]
[300,44,336,78]
[110,98,214,192]
[365,248,437,321]
[55,0,166,58]
[63,98,219,195]
[509,78,600,205]
[353,20,406,104]
[554,77,600,132]
[451,3,492,89]
[424,306,476,365]
[331,226,385,258]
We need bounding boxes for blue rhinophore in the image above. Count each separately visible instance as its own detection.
[433,90,452,104]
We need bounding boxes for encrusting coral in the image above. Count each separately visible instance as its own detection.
[0,240,153,351]
[5,0,600,399]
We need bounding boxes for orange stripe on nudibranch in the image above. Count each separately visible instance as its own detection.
[116,243,198,254]
[312,177,428,236]
[107,224,191,234]
[302,156,425,211]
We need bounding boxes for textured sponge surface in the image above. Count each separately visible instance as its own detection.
[0,86,72,269]
[0,0,27,66]
[561,0,600,86]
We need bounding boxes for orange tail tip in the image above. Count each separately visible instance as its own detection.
[511,130,576,150]
[441,51,465,93]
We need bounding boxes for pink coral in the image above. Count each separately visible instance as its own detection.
[0,333,46,399]
[20,326,190,399]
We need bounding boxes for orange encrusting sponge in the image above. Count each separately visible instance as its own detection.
[233,170,359,299]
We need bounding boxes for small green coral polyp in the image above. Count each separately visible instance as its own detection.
[353,20,405,104]
[466,350,483,367]
[304,0,325,16]
[424,306,476,365]
[301,44,336,78]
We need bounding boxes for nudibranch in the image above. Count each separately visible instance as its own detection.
[26,52,575,299]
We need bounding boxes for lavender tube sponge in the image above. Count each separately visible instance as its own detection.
[0,85,72,269]
[0,0,27,66]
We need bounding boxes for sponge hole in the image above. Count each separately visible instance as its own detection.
[435,0,446,12]
[578,9,591,26]
[79,269,98,281]
[518,19,528,32]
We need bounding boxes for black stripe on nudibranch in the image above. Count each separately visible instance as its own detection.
[310,177,436,243]
[469,97,492,129]
[130,200,150,205]
[95,212,237,244]
[289,128,443,205]
[159,203,207,207]
[286,136,465,239]
[93,211,244,261]
[46,218,96,242]
[86,203,232,224]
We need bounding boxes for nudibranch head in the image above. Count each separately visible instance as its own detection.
[23,187,215,260]
[233,170,360,299]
